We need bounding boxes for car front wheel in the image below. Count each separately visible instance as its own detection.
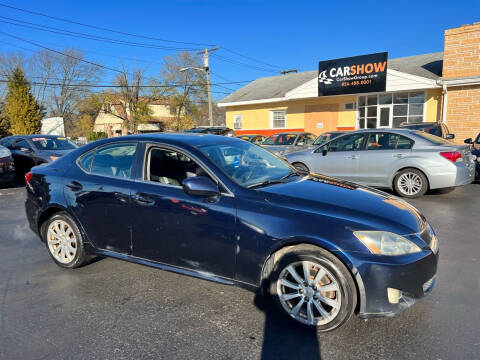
[42,212,88,268]
[269,245,356,331]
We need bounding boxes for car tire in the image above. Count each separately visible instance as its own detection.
[292,162,310,173]
[393,168,428,198]
[41,212,88,269]
[269,245,357,332]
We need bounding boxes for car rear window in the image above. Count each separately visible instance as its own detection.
[263,134,297,145]
[404,124,442,137]
[414,131,451,145]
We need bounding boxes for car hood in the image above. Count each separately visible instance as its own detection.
[261,145,290,153]
[258,174,426,236]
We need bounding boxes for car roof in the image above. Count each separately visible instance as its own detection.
[91,133,244,147]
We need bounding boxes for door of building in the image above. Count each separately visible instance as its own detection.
[378,105,392,128]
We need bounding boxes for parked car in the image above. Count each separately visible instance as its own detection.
[464,133,480,180]
[399,122,455,140]
[236,134,266,144]
[262,132,316,155]
[0,145,15,187]
[185,127,236,137]
[0,135,78,180]
[313,131,347,146]
[26,133,438,331]
[286,129,475,198]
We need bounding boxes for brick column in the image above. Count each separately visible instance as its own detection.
[442,23,480,142]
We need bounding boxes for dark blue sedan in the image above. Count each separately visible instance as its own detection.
[25,134,438,331]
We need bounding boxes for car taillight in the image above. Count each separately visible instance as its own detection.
[25,172,33,186]
[440,151,462,163]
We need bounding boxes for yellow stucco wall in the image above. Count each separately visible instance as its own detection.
[225,90,441,133]
[425,88,442,122]
[226,95,357,134]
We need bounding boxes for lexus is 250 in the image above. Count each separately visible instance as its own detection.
[25,134,438,331]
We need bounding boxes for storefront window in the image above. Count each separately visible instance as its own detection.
[357,91,425,129]
[233,115,242,129]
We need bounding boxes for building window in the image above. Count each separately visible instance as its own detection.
[233,115,242,129]
[357,91,425,129]
[344,102,356,110]
[271,110,286,129]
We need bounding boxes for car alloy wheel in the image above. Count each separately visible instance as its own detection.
[277,261,341,326]
[47,220,78,264]
[397,172,423,196]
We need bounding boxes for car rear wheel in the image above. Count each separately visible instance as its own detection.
[269,245,356,332]
[394,168,428,198]
[42,212,88,268]
[292,162,309,173]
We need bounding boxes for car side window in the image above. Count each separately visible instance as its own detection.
[366,133,414,150]
[14,139,33,150]
[89,143,137,179]
[146,147,213,187]
[326,134,366,152]
[78,150,95,172]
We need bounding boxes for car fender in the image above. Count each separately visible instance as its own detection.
[260,235,367,314]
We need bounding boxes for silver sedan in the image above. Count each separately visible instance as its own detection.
[285,129,475,198]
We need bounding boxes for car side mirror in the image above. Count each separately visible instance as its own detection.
[322,146,328,156]
[182,176,220,197]
[446,134,455,140]
[464,138,473,144]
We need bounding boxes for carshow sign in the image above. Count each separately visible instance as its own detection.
[318,52,388,96]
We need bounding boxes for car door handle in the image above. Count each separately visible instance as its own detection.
[66,181,83,191]
[393,154,407,158]
[133,193,155,206]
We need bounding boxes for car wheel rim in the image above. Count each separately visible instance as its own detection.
[398,172,423,196]
[47,220,77,264]
[277,261,342,326]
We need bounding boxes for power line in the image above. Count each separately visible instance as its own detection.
[0,2,292,75]
[211,53,279,73]
[0,2,215,47]
[0,16,200,51]
[0,79,234,94]
[221,47,285,70]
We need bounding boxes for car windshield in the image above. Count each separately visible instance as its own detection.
[404,124,442,137]
[263,134,297,145]
[198,141,293,188]
[475,134,480,144]
[31,137,78,150]
[313,133,344,145]
[413,131,451,145]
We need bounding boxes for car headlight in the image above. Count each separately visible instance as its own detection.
[353,231,422,256]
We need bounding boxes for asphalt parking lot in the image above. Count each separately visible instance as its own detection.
[0,183,479,360]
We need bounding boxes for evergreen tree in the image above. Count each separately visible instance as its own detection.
[0,100,10,137]
[5,68,42,135]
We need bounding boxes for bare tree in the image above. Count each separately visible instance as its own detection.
[103,64,152,134]
[156,51,208,131]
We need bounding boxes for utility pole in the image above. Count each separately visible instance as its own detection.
[197,47,219,126]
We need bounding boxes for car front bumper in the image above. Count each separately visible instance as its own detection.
[352,248,438,318]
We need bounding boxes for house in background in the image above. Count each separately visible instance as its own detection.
[219,22,480,143]
[93,99,175,137]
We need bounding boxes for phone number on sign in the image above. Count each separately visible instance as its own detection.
[341,79,373,86]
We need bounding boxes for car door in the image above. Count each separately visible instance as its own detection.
[64,141,140,254]
[130,144,237,279]
[308,133,367,180]
[357,132,414,187]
